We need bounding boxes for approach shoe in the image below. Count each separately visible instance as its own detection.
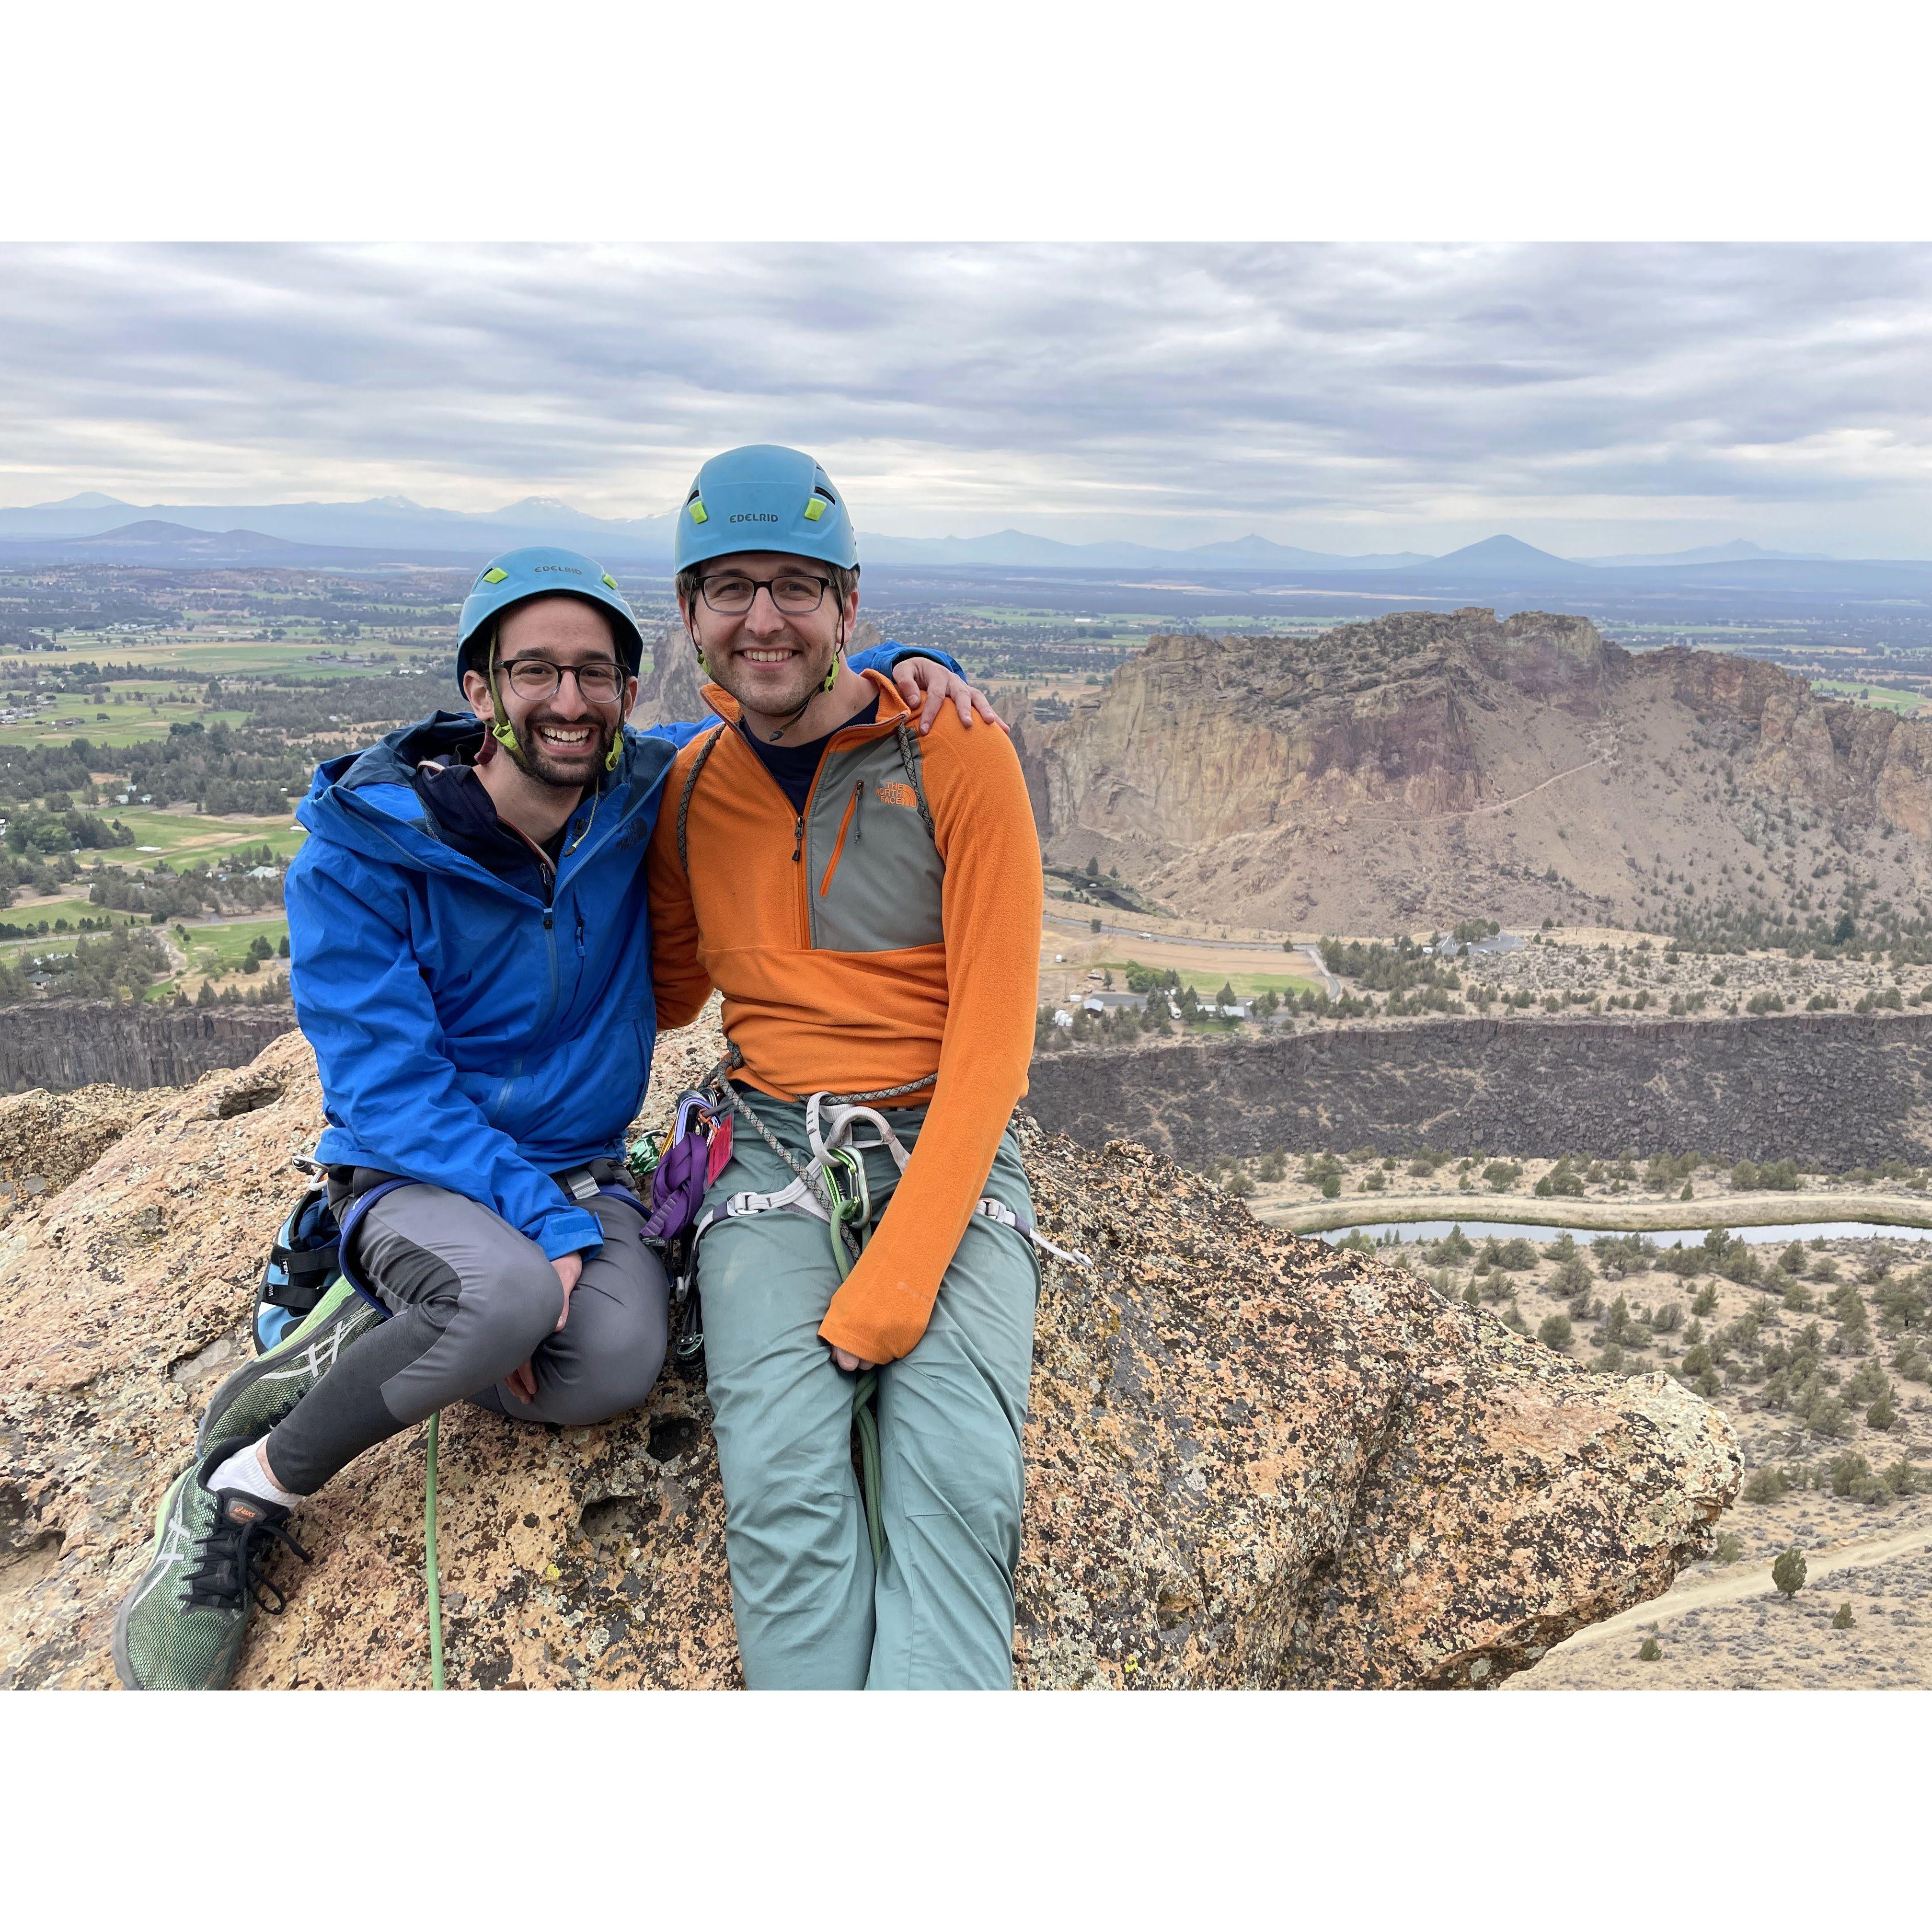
[112,1437,310,1691]
[198,1277,384,1453]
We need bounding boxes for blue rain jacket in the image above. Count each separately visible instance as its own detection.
[286,645,959,1259]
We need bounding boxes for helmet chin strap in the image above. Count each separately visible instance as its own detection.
[482,638,533,773]
[766,623,847,745]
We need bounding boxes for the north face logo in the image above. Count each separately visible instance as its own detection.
[874,781,918,809]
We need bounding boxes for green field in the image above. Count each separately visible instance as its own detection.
[1093,959,1322,1001]
[152,915,292,996]
[104,805,305,864]
[1813,678,1928,714]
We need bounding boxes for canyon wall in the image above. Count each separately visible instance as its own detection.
[0,1004,297,1094]
[1025,1012,1932,1169]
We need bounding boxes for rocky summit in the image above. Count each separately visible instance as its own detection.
[0,1024,1738,1690]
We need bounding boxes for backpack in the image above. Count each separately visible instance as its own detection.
[252,1177,413,1354]
[254,1184,345,1354]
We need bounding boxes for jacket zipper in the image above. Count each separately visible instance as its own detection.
[818,780,865,897]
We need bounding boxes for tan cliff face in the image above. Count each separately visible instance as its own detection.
[0,1026,1736,1690]
[1018,608,1932,932]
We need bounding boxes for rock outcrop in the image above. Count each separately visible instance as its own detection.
[0,1027,1738,1690]
[1024,608,1932,931]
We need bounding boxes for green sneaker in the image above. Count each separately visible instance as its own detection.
[198,1279,383,1454]
[113,1438,310,1691]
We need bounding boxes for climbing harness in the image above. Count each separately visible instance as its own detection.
[642,1048,1092,1569]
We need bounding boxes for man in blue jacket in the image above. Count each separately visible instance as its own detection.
[113,545,988,1690]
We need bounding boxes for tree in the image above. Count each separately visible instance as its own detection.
[1537,1312,1574,1350]
[1636,1635,1662,1662]
[1771,1547,1807,1598]
[1832,1601,1855,1629]
[195,979,217,1008]
[1085,855,1099,878]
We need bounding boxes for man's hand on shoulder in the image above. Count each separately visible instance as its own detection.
[890,657,1010,737]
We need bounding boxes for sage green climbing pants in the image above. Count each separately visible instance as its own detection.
[695,1090,1039,1690]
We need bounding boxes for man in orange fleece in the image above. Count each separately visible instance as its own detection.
[646,446,1045,1688]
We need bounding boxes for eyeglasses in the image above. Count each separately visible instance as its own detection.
[696,571,834,616]
[497,657,627,703]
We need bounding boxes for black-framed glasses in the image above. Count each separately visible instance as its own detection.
[497,656,627,702]
[696,570,833,616]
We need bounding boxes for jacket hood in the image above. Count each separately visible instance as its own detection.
[296,709,676,878]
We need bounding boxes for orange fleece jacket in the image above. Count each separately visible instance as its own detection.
[647,671,1043,1364]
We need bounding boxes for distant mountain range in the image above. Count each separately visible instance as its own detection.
[0,493,1913,591]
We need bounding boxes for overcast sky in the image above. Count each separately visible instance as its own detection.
[4,242,1930,557]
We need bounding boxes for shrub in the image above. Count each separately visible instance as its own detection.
[1495,1237,1538,1271]
[1320,1174,1340,1199]
[1692,1285,1719,1317]
[1807,1395,1854,1438]
[1551,1255,1594,1300]
[1713,1532,1744,1565]
[1828,1451,1871,1497]
[1636,1635,1662,1661]
[1653,1301,1684,1334]
[1882,1458,1922,1496]
[1537,1312,1574,1350]
[1866,1390,1897,1432]
[1845,1358,1888,1404]
[1482,1160,1523,1192]
[1742,1465,1789,1504]
[1832,1601,1855,1629]
[1772,1547,1807,1597]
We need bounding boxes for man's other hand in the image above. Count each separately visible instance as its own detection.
[830,1345,879,1373]
[507,1252,584,1404]
[890,657,1011,736]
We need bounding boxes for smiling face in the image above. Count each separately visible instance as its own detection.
[679,550,860,728]
[461,595,636,792]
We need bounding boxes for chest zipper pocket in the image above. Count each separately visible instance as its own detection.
[819,780,865,897]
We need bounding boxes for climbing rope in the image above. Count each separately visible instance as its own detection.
[425,1409,445,1691]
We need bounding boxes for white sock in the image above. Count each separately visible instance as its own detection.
[207,1441,304,1511]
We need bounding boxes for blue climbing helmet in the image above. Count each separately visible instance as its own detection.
[455,546,646,685]
[455,547,645,772]
[673,445,859,575]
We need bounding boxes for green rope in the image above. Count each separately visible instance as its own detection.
[822,1147,885,1568]
[425,1409,445,1691]
[851,1370,884,1567]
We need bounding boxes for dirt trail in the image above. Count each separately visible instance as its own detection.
[1550,1513,1932,1653]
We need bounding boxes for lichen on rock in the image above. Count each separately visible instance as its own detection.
[0,1024,1738,1690]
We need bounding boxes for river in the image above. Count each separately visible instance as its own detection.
[1318,1218,1932,1248]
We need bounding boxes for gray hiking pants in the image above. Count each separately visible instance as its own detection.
[265,1182,668,1495]
[697,1091,1039,1690]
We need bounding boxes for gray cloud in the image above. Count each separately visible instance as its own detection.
[2,242,1930,553]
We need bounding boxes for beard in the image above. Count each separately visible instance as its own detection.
[515,707,618,789]
[707,630,838,728]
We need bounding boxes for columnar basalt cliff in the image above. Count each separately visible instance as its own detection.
[0,1003,297,1095]
[0,1026,1737,1690]
[1016,609,1932,931]
[1026,1010,1932,1170]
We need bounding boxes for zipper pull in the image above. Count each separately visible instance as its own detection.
[852,778,864,842]
[543,911,553,932]
[792,813,803,863]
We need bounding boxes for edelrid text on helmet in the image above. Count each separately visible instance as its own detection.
[455,546,646,686]
[673,445,859,576]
